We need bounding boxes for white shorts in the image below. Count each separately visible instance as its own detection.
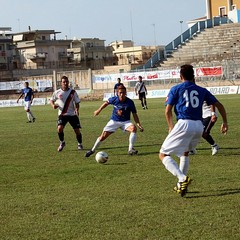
[24,101,31,111]
[160,119,204,157]
[103,119,133,133]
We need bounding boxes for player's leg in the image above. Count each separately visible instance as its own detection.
[143,94,148,109]
[70,116,83,150]
[179,154,189,175]
[24,102,32,122]
[85,131,113,157]
[202,117,219,155]
[125,122,138,155]
[28,102,35,122]
[28,110,35,122]
[57,116,67,152]
[159,120,198,196]
[139,94,145,109]
[85,120,118,157]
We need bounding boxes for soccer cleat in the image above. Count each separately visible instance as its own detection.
[78,144,83,150]
[145,106,148,109]
[85,150,94,157]
[175,176,192,197]
[58,142,66,152]
[142,107,145,110]
[32,118,36,122]
[212,144,219,156]
[128,148,138,155]
[189,149,197,155]
[26,121,32,123]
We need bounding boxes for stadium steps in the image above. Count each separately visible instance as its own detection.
[160,23,240,68]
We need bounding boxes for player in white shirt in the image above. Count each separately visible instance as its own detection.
[189,101,219,155]
[135,76,148,109]
[50,76,83,152]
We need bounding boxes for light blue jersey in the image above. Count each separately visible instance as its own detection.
[108,96,137,122]
[166,81,217,121]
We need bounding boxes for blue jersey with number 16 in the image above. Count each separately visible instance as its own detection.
[166,81,217,121]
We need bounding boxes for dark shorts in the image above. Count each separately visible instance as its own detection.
[139,92,146,100]
[57,115,81,129]
[202,116,215,134]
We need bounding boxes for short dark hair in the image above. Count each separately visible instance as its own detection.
[180,64,194,81]
[61,76,69,81]
[118,85,126,91]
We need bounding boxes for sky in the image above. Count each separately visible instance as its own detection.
[1,0,206,46]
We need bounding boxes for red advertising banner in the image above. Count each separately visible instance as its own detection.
[196,66,222,77]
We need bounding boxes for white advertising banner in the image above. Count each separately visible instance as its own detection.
[0,80,52,92]
[103,86,239,101]
[103,89,170,101]
[206,86,239,95]
[0,98,47,108]
[93,67,222,83]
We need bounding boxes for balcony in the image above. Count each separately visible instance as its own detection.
[28,53,47,60]
[59,52,73,58]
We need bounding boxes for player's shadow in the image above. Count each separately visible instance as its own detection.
[197,146,240,155]
[186,188,240,198]
[99,143,160,156]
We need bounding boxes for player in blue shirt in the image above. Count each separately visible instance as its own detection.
[17,82,36,123]
[113,78,124,96]
[159,64,228,196]
[85,85,144,157]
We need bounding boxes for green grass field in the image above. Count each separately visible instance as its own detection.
[0,95,240,240]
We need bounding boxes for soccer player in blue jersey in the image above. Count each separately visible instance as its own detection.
[159,64,228,197]
[85,85,144,157]
[17,82,36,123]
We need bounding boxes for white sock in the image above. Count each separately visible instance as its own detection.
[179,156,189,175]
[29,110,34,119]
[129,132,136,151]
[162,156,186,182]
[26,112,31,121]
[92,137,101,152]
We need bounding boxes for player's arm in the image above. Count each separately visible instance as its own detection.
[94,101,109,116]
[144,84,147,95]
[135,84,138,95]
[75,102,79,116]
[214,101,228,134]
[132,113,144,132]
[49,99,58,109]
[17,93,23,103]
[210,104,217,122]
[165,104,174,132]
[31,91,34,103]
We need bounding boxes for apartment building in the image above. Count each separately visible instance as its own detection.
[13,29,72,69]
[67,38,117,69]
[0,27,16,71]
[110,40,163,66]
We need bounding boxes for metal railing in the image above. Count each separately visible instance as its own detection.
[140,16,231,70]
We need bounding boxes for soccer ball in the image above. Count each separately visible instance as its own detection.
[95,151,108,164]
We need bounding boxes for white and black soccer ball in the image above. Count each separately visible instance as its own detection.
[95,151,108,164]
